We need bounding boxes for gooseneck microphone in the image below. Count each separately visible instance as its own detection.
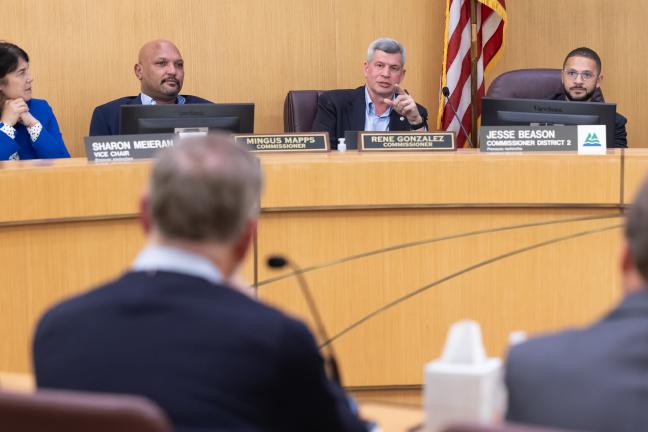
[442,86,474,148]
[266,255,342,386]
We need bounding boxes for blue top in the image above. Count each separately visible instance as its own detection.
[0,98,69,160]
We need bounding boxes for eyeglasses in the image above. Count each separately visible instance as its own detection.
[563,70,597,82]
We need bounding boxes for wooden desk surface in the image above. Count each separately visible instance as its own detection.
[359,400,424,432]
[0,149,628,225]
[0,149,646,388]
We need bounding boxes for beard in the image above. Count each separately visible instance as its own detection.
[563,83,596,102]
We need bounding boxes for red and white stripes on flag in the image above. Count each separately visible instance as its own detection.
[438,0,507,148]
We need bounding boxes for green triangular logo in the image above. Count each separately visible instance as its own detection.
[583,132,601,147]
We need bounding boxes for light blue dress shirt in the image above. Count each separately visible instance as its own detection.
[364,86,392,131]
[140,93,186,105]
[132,245,222,285]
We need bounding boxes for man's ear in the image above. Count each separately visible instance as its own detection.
[233,220,257,264]
[596,73,603,89]
[621,240,633,274]
[139,190,151,234]
[134,63,143,80]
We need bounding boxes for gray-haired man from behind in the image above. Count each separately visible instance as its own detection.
[505,175,648,431]
[313,37,429,149]
[33,134,367,432]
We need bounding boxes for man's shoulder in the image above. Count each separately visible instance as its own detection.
[319,87,364,104]
[507,317,621,377]
[508,327,581,368]
[34,274,127,337]
[182,95,212,104]
[616,111,628,125]
[36,270,305,335]
[93,96,140,113]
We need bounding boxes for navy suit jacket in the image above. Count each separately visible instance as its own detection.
[89,95,212,136]
[506,290,648,432]
[33,271,366,432]
[313,86,429,149]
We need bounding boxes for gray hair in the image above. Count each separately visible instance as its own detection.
[149,134,262,243]
[366,37,406,65]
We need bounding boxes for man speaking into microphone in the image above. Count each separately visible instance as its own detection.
[313,37,429,149]
[33,134,367,432]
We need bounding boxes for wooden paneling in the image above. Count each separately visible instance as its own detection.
[260,150,623,208]
[622,149,648,203]
[0,154,627,385]
[2,0,644,154]
[0,0,444,157]
[258,207,622,386]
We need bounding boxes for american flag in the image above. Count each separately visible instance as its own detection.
[438,0,507,148]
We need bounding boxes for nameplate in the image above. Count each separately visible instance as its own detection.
[358,132,456,151]
[479,125,607,154]
[84,133,175,162]
[234,133,329,152]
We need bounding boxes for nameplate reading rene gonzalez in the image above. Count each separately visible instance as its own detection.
[234,133,330,152]
[85,133,175,162]
[358,131,456,151]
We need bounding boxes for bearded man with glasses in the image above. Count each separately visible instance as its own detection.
[550,47,627,148]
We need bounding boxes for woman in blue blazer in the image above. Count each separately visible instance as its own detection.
[0,42,69,160]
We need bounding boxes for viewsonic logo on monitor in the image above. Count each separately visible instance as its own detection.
[533,104,563,113]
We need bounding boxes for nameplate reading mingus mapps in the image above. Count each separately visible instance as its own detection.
[234,133,329,152]
[358,131,456,151]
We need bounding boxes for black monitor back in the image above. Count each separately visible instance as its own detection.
[120,103,254,135]
[482,97,616,147]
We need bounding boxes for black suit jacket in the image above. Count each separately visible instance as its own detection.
[313,86,429,149]
[33,271,366,432]
[505,290,648,432]
[89,95,212,136]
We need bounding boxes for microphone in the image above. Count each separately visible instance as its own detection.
[442,86,474,148]
[266,255,342,386]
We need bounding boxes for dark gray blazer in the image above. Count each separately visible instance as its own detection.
[505,290,648,432]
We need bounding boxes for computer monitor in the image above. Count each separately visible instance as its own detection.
[481,97,616,147]
[120,103,254,135]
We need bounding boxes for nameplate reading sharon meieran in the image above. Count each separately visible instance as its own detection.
[358,131,456,151]
[84,133,175,162]
[234,133,329,152]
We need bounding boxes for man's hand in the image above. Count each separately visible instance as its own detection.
[1,98,29,127]
[383,84,424,127]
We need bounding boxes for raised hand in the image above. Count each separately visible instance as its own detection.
[383,84,423,126]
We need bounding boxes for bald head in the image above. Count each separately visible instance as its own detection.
[134,39,184,103]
